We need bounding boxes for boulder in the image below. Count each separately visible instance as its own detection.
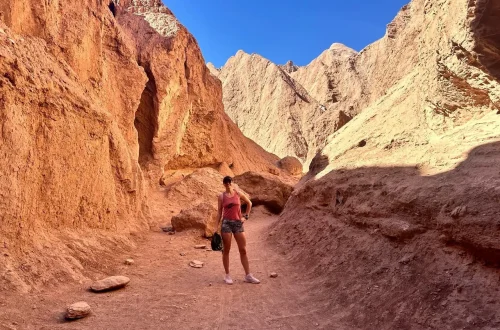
[164,168,249,231]
[234,172,294,214]
[65,301,91,320]
[277,156,303,176]
[90,276,130,292]
[171,202,219,237]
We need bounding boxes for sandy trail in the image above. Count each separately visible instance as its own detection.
[0,207,334,330]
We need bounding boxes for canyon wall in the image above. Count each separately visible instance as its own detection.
[0,0,277,292]
[270,0,500,328]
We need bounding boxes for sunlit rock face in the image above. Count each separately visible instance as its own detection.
[0,0,277,291]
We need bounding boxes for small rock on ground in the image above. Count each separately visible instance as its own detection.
[91,276,130,292]
[180,252,186,256]
[189,260,204,268]
[124,259,134,265]
[65,301,91,320]
[162,226,174,233]
[194,245,206,249]
[270,272,278,278]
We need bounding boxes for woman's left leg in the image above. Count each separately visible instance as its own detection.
[233,232,250,275]
[234,232,260,284]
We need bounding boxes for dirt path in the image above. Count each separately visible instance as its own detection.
[0,207,334,330]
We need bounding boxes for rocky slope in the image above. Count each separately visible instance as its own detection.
[270,0,500,328]
[214,0,500,168]
[214,45,362,166]
[0,0,277,292]
[213,51,320,163]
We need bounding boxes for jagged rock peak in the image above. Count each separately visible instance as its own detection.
[280,60,299,73]
[235,49,248,56]
[386,4,411,39]
[119,0,173,14]
[206,62,220,77]
[119,0,179,37]
[233,50,270,61]
[328,43,358,54]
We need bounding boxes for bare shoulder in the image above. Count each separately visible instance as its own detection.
[236,189,250,200]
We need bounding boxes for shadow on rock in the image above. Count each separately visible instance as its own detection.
[270,141,500,330]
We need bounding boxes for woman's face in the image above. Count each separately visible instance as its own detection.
[223,182,232,188]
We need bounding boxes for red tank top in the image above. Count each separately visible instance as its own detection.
[222,190,242,221]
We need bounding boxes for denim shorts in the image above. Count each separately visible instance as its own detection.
[221,219,244,234]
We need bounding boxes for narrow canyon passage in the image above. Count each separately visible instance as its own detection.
[0,207,343,330]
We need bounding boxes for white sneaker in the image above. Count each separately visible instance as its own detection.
[224,274,233,285]
[244,274,260,284]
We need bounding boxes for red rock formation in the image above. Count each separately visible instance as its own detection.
[0,0,277,291]
[116,1,277,177]
[270,0,500,328]
[0,1,149,292]
[234,171,295,214]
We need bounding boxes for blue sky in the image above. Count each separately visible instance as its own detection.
[165,1,409,68]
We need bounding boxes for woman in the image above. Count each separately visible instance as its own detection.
[216,176,260,285]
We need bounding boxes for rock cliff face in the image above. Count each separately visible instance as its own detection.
[215,45,361,166]
[215,51,328,165]
[215,1,500,168]
[0,0,277,291]
[0,0,150,292]
[117,1,277,176]
[270,0,500,328]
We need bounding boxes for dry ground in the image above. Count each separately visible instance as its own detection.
[0,207,345,330]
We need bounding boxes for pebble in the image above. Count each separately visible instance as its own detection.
[168,231,175,235]
[124,259,134,265]
[180,252,186,256]
[270,272,278,278]
[65,301,91,320]
[194,245,206,249]
[189,260,204,268]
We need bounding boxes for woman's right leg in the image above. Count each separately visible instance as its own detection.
[222,232,232,274]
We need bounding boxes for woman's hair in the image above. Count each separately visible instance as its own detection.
[223,176,232,184]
